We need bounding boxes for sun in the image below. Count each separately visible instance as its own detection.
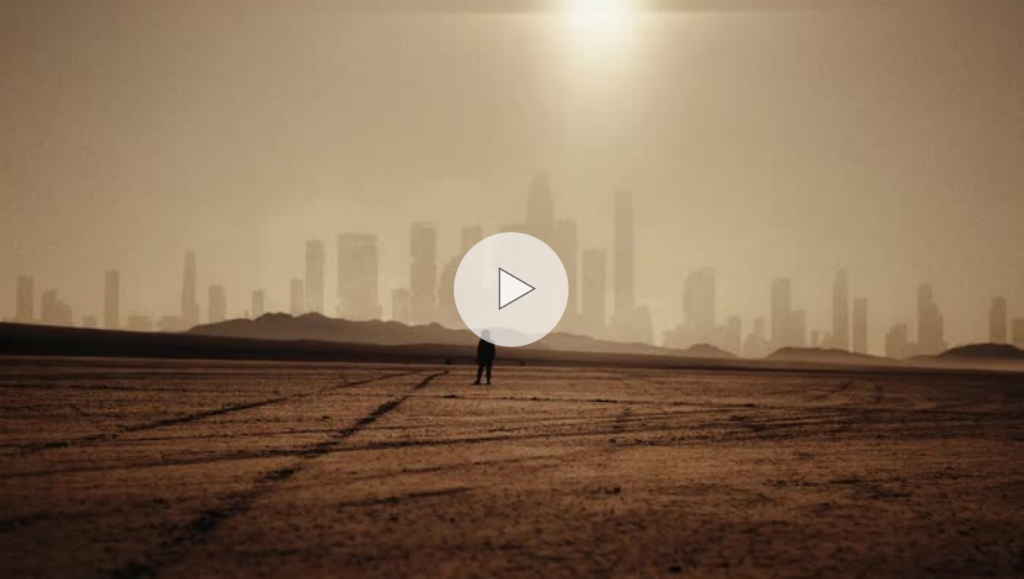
[561,0,636,58]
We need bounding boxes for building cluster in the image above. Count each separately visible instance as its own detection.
[7,175,1024,358]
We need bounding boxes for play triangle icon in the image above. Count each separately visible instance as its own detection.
[498,268,536,310]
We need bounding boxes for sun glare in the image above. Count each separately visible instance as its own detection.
[562,0,636,59]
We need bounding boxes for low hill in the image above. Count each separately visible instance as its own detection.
[767,347,899,366]
[939,343,1024,359]
[188,313,737,359]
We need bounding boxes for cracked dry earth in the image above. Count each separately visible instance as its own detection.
[0,357,1021,579]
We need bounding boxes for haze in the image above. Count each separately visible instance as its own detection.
[1,0,1021,352]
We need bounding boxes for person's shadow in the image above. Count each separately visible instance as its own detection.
[474,330,496,385]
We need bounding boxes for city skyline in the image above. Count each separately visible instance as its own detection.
[5,182,1022,356]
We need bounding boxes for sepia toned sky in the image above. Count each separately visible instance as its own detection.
[1,0,1021,352]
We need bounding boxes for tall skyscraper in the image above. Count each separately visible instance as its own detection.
[581,249,607,337]
[526,174,555,243]
[989,296,1008,343]
[832,270,850,350]
[251,290,265,319]
[104,270,120,330]
[916,283,946,355]
[181,251,200,330]
[337,234,381,321]
[613,192,635,315]
[208,286,227,323]
[409,223,437,325]
[305,240,325,315]
[852,297,868,354]
[391,288,412,325]
[15,276,33,323]
[771,278,793,348]
[555,219,578,322]
[1012,319,1024,349]
[684,268,717,342]
[290,279,305,316]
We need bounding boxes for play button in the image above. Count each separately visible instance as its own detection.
[498,268,535,310]
[455,232,568,347]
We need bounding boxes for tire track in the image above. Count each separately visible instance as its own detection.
[13,370,422,455]
[96,370,448,579]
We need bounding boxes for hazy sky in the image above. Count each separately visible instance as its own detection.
[1,0,1021,352]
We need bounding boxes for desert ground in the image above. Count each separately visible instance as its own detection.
[0,357,1021,579]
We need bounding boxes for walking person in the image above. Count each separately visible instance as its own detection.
[474,330,496,385]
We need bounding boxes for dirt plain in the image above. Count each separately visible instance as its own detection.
[0,356,1021,579]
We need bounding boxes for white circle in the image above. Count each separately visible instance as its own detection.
[455,233,568,348]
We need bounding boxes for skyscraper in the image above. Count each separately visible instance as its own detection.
[581,249,607,338]
[208,285,227,323]
[613,191,635,315]
[771,278,793,348]
[391,288,412,325]
[853,297,868,354]
[555,219,578,322]
[743,317,770,358]
[104,270,120,330]
[290,279,305,316]
[251,290,265,319]
[437,259,460,328]
[40,289,73,326]
[181,251,200,330]
[1012,319,1024,349]
[684,268,717,342]
[15,276,33,323]
[305,240,325,315]
[832,270,850,350]
[886,323,912,359]
[724,316,742,356]
[791,310,807,348]
[526,174,555,243]
[337,233,381,321]
[989,296,1008,343]
[916,283,946,355]
[409,223,437,325]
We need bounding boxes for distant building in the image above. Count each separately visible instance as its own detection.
[771,278,793,348]
[104,270,120,330]
[554,219,578,326]
[391,288,412,325]
[791,310,807,348]
[885,324,912,359]
[157,316,181,333]
[989,296,1007,343]
[1012,319,1024,349]
[126,315,153,332]
[461,225,483,254]
[337,234,381,321]
[181,251,200,330]
[580,249,607,338]
[852,297,868,354]
[305,240,325,314]
[251,290,265,319]
[723,316,742,356]
[810,330,821,348]
[15,276,33,323]
[208,285,227,324]
[81,315,98,329]
[40,289,73,326]
[290,279,305,316]
[409,223,437,325]
[437,258,460,329]
[832,270,850,351]
[743,317,770,358]
[613,191,635,316]
[916,283,946,355]
[526,174,555,243]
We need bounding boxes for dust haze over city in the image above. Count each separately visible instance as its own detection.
[2,3,1024,579]
[2,0,1022,355]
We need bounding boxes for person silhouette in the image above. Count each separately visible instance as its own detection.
[474,330,496,385]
